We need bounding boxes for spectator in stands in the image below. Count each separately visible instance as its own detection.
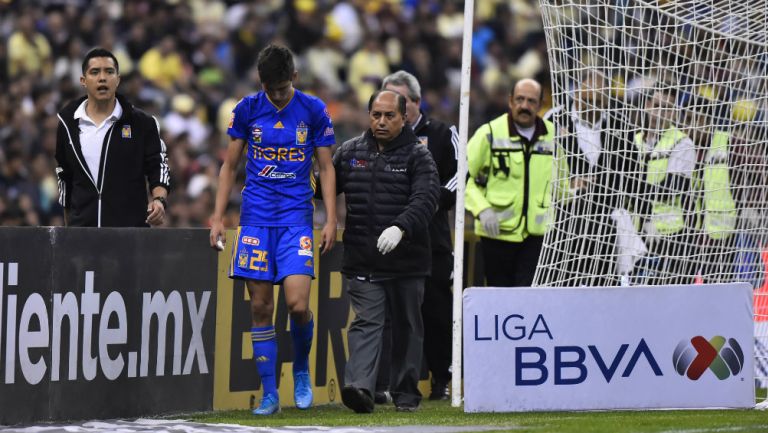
[138,35,185,91]
[162,93,210,153]
[465,78,556,287]
[7,11,53,80]
[334,90,439,413]
[347,35,390,107]
[374,71,458,402]
[208,44,337,416]
[54,48,170,227]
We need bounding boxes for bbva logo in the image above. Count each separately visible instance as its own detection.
[673,336,744,380]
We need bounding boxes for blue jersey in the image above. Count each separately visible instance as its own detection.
[228,89,335,226]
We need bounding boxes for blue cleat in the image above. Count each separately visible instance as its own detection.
[252,393,280,415]
[293,370,313,409]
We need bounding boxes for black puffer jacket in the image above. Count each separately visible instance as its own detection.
[334,127,440,279]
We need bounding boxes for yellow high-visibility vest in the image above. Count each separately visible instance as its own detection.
[634,128,688,235]
[466,113,558,242]
[702,130,737,239]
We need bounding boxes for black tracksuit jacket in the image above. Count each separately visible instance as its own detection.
[411,113,459,257]
[55,94,170,227]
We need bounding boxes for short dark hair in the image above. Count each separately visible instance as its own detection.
[256,44,295,85]
[82,47,119,75]
[368,90,407,116]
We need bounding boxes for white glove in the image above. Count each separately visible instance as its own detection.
[611,208,648,274]
[377,226,403,255]
[478,208,500,237]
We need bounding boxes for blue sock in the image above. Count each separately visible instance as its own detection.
[251,326,277,398]
[291,315,314,374]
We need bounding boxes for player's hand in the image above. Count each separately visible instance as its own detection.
[478,208,500,237]
[320,221,336,254]
[377,226,403,255]
[209,217,226,251]
[146,199,165,226]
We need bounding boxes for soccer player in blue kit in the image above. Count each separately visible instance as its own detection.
[209,45,337,415]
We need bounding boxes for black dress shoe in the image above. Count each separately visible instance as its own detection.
[341,386,374,413]
[428,381,449,400]
[374,390,392,404]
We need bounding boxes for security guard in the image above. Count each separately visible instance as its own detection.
[632,89,697,283]
[466,78,559,287]
[684,98,738,281]
[701,130,737,241]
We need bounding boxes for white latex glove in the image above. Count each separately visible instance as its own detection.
[377,226,403,255]
[478,208,500,237]
[611,208,648,274]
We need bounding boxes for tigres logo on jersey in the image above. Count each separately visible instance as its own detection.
[296,121,308,146]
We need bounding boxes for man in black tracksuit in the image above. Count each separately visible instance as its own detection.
[543,75,637,286]
[381,71,458,400]
[335,90,440,413]
[55,48,170,227]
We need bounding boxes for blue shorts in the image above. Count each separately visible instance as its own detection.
[229,225,315,283]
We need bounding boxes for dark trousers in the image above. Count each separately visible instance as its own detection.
[480,236,544,287]
[559,214,618,287]
[376,253,454,392]
[637,232,695,285]
[421,252,453,385]
[344,276,425,407]
[701,237,737,283]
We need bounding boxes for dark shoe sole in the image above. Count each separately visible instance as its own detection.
[396,405,418,412]
[341,386,374,413]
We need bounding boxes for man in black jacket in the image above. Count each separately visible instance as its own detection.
[545,74,630,286]
[55,48,170,227]
[381,70,458,400]
[334,90,439,413]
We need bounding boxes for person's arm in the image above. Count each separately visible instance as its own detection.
[144,116,170,226]
[437,125,459,211]
[664,136,697,229]
[465,124,493,217]
[391,145,440,236]
[209,137,246,248]
[316,146,337,254]
[54,119,72,226]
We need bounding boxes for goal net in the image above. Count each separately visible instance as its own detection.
[535,0,768,396]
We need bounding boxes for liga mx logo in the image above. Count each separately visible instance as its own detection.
[673,336,744,380]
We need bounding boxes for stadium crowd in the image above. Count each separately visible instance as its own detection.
[0,0,550,228]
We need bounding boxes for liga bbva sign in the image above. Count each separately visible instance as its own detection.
[463,284,754,412]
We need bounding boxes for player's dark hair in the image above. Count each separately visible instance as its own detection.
[82,47,119,75]
[257,44,295,85]
[368,90,407,116]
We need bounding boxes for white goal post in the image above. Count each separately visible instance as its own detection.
[535,0,768,399]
